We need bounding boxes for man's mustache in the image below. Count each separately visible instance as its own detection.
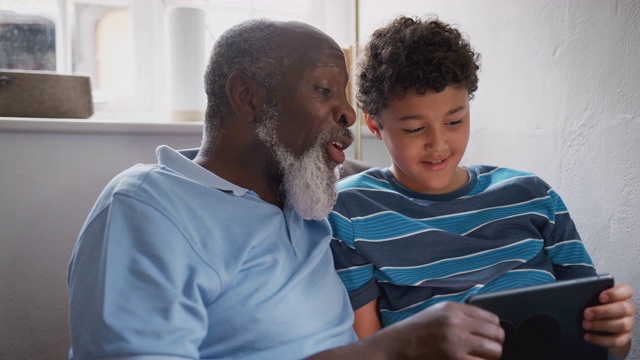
[330,127,354,147]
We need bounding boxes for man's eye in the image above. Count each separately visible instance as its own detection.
[402,127,424,134]
[316,87,330,96]
[446,119,463,126]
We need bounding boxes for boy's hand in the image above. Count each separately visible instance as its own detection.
[582,284,635,358]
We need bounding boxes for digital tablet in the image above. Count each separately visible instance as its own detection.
[465,274,614,360]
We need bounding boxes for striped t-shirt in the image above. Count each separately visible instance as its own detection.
[329,165,596,327]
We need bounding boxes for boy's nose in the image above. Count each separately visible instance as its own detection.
[425,127,446,150]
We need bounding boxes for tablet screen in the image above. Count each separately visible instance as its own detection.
[465,274,614,360]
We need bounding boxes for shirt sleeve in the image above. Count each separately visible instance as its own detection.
[68,193,221,359]
[329,198,380,310]
[543,188,597,280]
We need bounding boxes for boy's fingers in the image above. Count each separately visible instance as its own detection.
[583,316,635,334]
[584,299,636,321]
[584,331,632,349]
[600,283,634,303]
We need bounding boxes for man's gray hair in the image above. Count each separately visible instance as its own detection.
[203,19,293,135]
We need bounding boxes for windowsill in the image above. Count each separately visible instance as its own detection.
[0,117,203,135]
[1,117,377,137]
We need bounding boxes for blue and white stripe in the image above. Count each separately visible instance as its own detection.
[329,165,596,325]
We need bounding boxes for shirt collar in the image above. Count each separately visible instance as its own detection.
[155,145,250,197]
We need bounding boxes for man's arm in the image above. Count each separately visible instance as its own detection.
[68,196,216,359]
[307,301,505,360]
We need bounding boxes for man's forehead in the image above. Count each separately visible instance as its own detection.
[270,21,346,79]
[310,47,346,65]
[276,47,343,84]
[276,21,341,53]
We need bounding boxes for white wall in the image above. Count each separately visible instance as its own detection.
[359,1,640,358]
[0,124,202,359]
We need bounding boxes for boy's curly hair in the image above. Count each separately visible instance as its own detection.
[357,16,481,120]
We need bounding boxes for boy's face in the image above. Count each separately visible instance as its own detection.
[366,86,471,194]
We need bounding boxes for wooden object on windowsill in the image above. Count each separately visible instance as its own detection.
[0,70,93,119]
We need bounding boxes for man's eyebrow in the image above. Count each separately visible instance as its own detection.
[313,60,350,84]
[315,59,344,72]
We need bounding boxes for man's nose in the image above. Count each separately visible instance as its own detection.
[335,100,356,128]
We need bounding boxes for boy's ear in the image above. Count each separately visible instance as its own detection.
[225,72,262,123]
[364,113,383,140]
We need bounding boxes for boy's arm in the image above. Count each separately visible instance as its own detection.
[583,284,635,359]
[544,189,597,279]
[353,299,382,339]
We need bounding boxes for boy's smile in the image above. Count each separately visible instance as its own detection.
[366,85,471,194]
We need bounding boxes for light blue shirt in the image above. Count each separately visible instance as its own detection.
[68,145,357,360]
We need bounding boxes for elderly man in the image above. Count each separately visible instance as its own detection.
[68,19,504,359]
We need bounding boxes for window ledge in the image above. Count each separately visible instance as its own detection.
[0,117,203,135]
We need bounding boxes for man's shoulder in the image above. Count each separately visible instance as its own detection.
[102,163,181,200]
[89,163,203,222]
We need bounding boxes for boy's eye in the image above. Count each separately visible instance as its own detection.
[316,87,330,96]
[402,127,424,134]
[446,119,464,126]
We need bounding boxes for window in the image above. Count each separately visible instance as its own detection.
[0,10,56,70]
[0,0,356,122]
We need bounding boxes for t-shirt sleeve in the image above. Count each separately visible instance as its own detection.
[68,193,221,359]
[329,199,380,310]
[543,188,597,280]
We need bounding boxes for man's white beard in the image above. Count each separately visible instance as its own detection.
[255,102,341,220]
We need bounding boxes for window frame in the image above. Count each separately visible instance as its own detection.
[1,0,357,124]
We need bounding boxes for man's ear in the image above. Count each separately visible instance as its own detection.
[364,113,383,140]
[226,72,262,123]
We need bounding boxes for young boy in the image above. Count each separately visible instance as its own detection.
[329,16,635,358]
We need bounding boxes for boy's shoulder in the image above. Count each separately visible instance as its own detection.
[469,164,532,177]
[336,167,390,192]
[469,165,542,181]
[468,165,552,196]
